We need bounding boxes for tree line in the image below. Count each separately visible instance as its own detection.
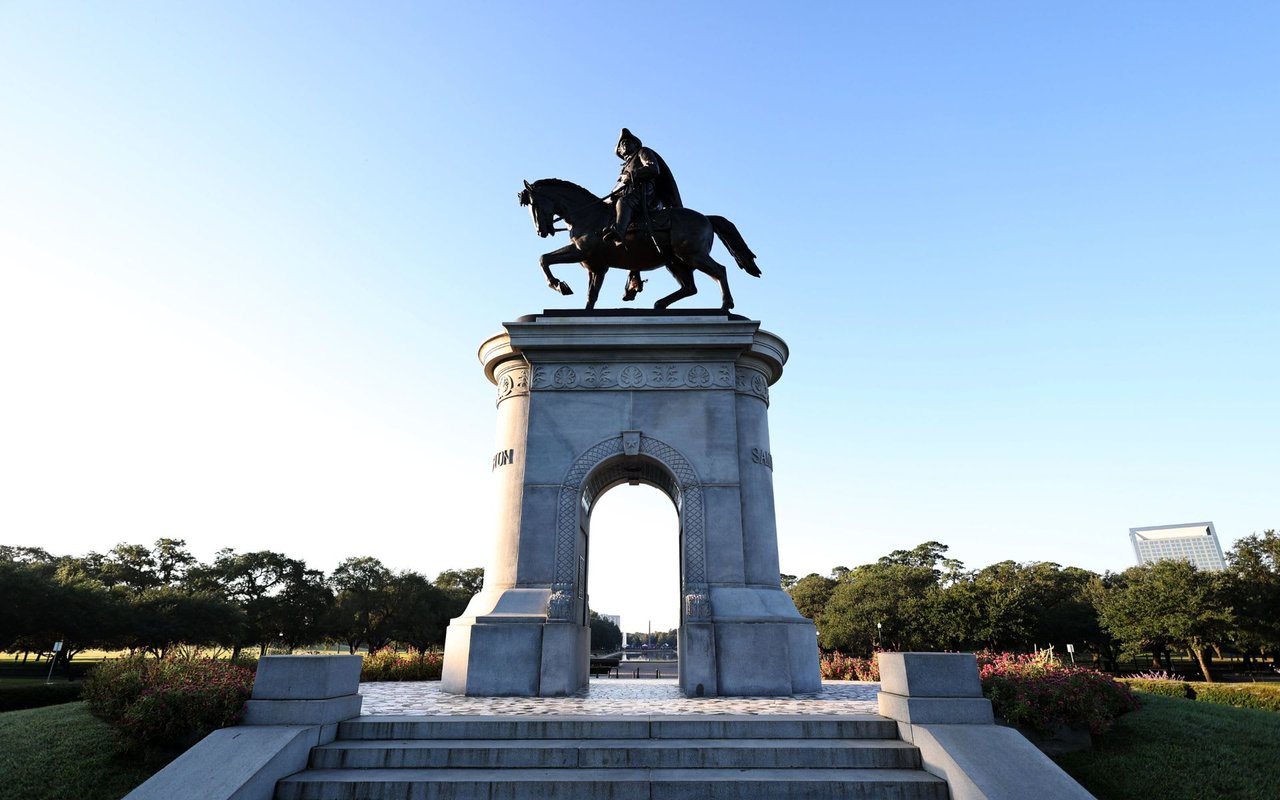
[0,540,483,669]
[784,530,1280,682]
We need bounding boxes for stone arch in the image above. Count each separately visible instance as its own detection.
[553,433,709,620]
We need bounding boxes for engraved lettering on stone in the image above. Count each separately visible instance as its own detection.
[492,448,515,470]
[619,365,646,387]
[751,447,773,471]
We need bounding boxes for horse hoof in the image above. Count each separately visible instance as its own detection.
[559,284,574,296]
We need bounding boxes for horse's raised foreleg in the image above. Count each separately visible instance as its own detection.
[539,244,581,295]
[654,264,697,309]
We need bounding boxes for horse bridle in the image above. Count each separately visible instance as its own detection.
[522,181,619,237]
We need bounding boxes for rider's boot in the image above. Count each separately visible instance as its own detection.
[622,272,645,301]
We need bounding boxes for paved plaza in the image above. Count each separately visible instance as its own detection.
[358,679,881,716]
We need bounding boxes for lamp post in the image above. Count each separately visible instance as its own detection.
[875,621,882,650]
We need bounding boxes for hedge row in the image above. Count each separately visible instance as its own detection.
[0,682,84,712]
[1121,679,1280,712]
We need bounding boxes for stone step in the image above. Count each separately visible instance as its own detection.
[275,767,949,800]
[337,713,898,741]
[310,737,922,770]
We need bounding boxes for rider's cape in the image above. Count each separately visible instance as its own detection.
[647,149,682,210]
[617,128,682,209]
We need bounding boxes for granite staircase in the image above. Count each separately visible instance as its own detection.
[274,713,948,799]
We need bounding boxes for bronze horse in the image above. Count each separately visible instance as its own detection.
[518,178,761,310]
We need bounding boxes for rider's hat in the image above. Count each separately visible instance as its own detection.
[616,128,641,158]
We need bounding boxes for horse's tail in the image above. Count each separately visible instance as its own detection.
[707,215,761,277]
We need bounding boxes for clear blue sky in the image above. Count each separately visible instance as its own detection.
[2,3,1276,631]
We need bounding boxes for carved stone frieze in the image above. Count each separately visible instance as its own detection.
[734,367,770,405]
[495,366,530,405]
[529,363,738,392]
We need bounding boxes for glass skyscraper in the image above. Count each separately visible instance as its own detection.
[1129,522,1227,571]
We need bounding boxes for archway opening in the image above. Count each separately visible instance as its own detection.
[585,479,680,660]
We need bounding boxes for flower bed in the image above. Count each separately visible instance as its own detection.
[360,648,444,681]
[977,651,1138,735]
[83,656,253,752]
[818,651,880,682]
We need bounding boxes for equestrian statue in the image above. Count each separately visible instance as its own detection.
[518,128,761,310]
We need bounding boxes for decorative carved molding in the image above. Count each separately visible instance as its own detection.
[684,592,711,620]
[495,366,530,405]
[734,367,770,405]
[553,433,710,620]
[546,589,573,621]
[531,363,734,391]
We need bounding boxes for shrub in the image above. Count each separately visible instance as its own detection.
[819,651,880,681]
[360,648,443,681]
[1127,669,1185,681]
[0,681,83,712]
[1193,683,1280,713]
[977,651,1139,735]
[1120,678,1194,700]
[83,656,254,752]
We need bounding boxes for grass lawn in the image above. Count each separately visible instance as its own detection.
[1056,692,1280,800]
[0,702,164,800]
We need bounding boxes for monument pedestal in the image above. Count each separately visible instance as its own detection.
[442,310,820,697]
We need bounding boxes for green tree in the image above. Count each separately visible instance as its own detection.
[386,571,452,654]
[787,573,836,621]
[1092,560,1233,681]
[1225,529,1280,666]
[435,568,484,596]
[819,561,941,653]
[329,557,396,653]
[127,588,244,657]
[187,549,316,657]
[589,611,622,652]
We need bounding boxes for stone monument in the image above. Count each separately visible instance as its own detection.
[442,309,821,697]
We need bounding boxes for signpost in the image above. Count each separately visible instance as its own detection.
[45,641,63,683]
[1066,643,1076,666]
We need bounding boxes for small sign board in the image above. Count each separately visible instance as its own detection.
[1066,644,1075,653]
[52,641,63,652]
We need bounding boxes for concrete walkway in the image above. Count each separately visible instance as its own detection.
[358,678,880,716]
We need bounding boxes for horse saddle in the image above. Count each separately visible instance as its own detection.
[635,207,673,231]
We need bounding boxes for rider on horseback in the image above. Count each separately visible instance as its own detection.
[602,129,682,300]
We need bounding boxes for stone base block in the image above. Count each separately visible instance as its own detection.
[241,694,363,727]
[879,652,983,698]
[714,620,820,696]
[879,692,995,725]
[539,623,589,696]
[442,618,546,696]
[678,622,717,697]
[251,655,363,700]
